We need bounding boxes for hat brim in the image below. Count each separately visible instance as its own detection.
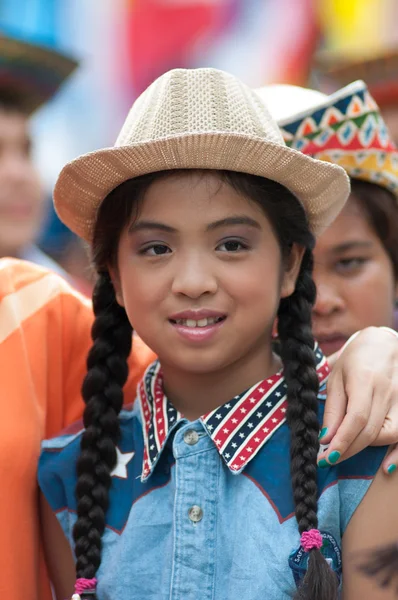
[54,132,350,242]
[314,150,398,199]
[0,35,78,113]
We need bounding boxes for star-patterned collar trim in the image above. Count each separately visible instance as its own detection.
[138,346,329,481]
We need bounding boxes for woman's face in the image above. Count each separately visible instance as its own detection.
[312,193,398,356]
[0,109,43,257]
[112,172,302,379]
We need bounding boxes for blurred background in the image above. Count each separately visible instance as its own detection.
[1,0,398,292]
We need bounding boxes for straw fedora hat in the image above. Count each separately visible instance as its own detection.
[256,80,398,200]
[54,68,350,242]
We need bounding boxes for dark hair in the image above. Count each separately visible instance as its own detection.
[74,169,338,600]
[0,87,31,114]
[350,179,398,279]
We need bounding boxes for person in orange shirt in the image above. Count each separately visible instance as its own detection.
[1,257,398,600]
[0,258,155,600]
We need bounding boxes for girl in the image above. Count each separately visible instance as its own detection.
[256,81,398,465]
[256,80,398,355]
[39,68,398,600]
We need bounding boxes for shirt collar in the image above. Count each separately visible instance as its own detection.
[139,345,329,481]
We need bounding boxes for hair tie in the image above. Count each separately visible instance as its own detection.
[71,578,98,599]
[300,529,323,552]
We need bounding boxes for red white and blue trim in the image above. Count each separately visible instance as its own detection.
[139,344,329,480]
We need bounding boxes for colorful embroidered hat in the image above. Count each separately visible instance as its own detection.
[256,80,398,199]
[0,33,78,114]
[53,67,350,242]
[314,50,398,108]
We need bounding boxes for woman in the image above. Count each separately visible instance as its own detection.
[257,79,398,466]
[256,81,397,347]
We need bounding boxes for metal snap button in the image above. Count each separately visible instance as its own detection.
[183,429,199,446]
[188,505,203,523]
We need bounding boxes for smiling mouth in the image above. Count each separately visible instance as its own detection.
[169,316,226,328]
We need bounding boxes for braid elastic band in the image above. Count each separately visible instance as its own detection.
[300,529,323,552]
[74,578,98,594]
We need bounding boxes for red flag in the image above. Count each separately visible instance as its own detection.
[126,0,234,93]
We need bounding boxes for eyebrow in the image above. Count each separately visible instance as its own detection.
[128,220,177,234]
[330,240,373,254]
[128,215,262,234]
[206,215,262,231]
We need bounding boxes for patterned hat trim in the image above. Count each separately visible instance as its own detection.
[289,112,392,143]
[277,80,398,199]
[282,88,378,137]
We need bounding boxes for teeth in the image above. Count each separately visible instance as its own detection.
[175,317,222,327]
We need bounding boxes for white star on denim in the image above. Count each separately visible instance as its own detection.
[111,447,135,479]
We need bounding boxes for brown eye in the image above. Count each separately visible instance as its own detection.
[336,258,367,274]
[140,244,171,256]
[217,239,248,252]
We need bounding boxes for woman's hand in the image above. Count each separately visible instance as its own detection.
[317,326,398,474]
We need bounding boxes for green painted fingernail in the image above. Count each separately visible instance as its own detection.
[318,427,328,440]
[318,458,329,468]
[387,464,397,474]
[328,451,341,464]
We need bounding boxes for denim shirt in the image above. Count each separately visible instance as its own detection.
[39,352,386,600]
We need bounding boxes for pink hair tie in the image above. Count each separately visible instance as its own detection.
[300,529,323,552]
[71,578,98,599]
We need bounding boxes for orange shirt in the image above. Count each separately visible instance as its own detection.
[0,258,155,600]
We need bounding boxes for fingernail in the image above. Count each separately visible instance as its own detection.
[318,427,328,440]
[328,451,341,465]
[318,458,329,469]
[387,464,397,475]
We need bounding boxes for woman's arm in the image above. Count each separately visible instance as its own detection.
[342,450,398,599]
[319,327,398,472]
[40,494,75,600]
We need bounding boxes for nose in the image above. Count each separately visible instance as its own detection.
[171,252,218,299]
[313,279,345,317]
[2,152,34,185]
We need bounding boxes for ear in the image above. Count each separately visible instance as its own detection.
[108,265,125,307]
[280,244,306,299]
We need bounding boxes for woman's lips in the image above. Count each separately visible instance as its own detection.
[169,316,226,343]
[316,335,348,356]
[0,203,35,219]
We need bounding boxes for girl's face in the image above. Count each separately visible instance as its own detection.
[112,172,302,379]
[313,194,398,356]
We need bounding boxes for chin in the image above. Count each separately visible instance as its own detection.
[159,348,234,375]
[0,225,41,252]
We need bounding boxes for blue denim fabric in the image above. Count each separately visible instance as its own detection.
[39,393,387,600]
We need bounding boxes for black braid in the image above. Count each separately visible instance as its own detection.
[73,273,132,592]
[278,249,338,600]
